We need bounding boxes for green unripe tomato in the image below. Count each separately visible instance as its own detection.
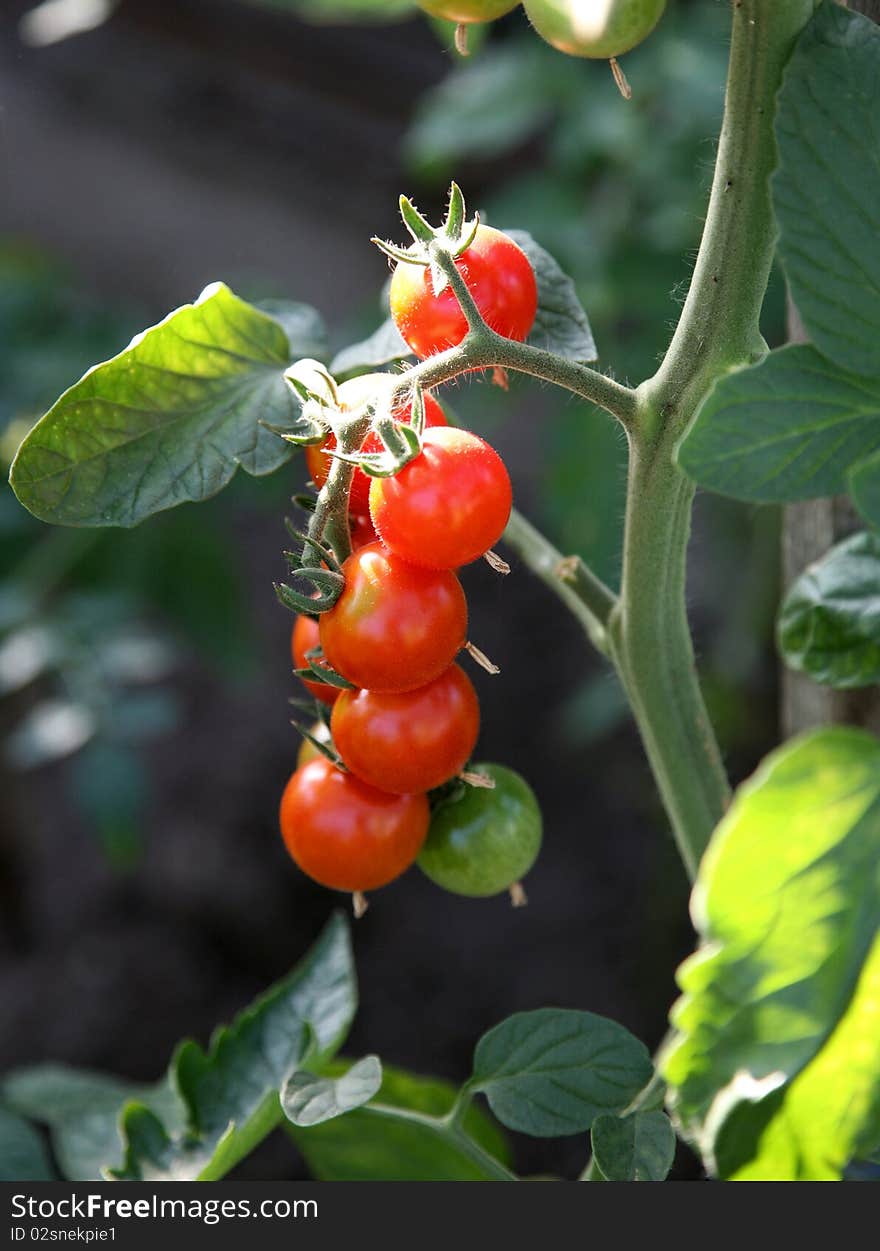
[416,0,519,24]
[523,0,666,59]
[418,764,542,897]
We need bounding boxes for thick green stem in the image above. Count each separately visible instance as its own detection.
[610,429,730,879]
[610,0,816,877]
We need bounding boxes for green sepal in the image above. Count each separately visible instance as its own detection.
[275,569,343,615]
[399,195,436,246]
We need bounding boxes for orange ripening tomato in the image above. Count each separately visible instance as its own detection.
[370,427,512,569]
[320,541,467,693]
[389,225,537,358]
[279,757,429,892]
[291,614,340,706]
[305,379,447,515]
[331,664,480,795]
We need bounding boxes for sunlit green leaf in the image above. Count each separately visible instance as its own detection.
[663,728,880,1180]
[282,1056,382,1127]
[9,284,309,528]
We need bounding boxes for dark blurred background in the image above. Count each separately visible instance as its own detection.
[0,0,784,1179]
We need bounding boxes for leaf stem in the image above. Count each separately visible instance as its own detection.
[364,1102,518,1181]
[502,508,615,656]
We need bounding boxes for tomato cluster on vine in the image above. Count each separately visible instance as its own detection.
[278,202,543,911]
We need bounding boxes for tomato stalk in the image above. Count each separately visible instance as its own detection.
[608,0,816,876]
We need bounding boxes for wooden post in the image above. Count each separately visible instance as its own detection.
[781,0,880,736]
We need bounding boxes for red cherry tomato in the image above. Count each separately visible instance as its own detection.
[369,427,512,569]
[291,613,339,707]
[320,542,467,692]
[348,512,378,552]
[305,381,447,515]
[389,225,537,359]
[279,757,429,892]
[331,664,480,795]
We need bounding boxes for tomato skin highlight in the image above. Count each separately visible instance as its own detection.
[418,763,542,897]
[332,664,480,795]
[291,613,340,707]
[416,0,518,22]
[280,758,429,892]
[389,225,537,359]
[319,541,467,693]
[524,0,666,59]
[370,427,512,570]
[305,382,447,515]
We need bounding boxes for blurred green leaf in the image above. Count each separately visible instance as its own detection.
[0,1106,55,1181]
[778,531,880,689]
[2,1067,184,1182]
[664,728,880,1180]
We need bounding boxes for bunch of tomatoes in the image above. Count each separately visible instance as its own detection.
[278,221,544,912]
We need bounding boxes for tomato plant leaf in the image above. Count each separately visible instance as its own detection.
[590,1110,676,1182]
[773,4,880,379]
[9,283,313,528]
[1,1067,184,1182]
[663,728,880,1180]
[677,345,880,501]
[255,299,328,361]
[0,1106,55,1181]
[281,1056,382,1128]
[778,530,880,689]
[3,914,355,1181]
[286,1062,512,1181]
[330,318,412,380]
[505,230,597,363]
[470,1008,653,1138]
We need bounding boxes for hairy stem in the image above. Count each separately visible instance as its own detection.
[611,0,816,876]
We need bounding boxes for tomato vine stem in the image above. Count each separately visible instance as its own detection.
[609,0,816,877]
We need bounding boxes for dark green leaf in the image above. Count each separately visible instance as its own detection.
[505,230,597,362]
[591,1111,675,1182]
[773,5,880,378]
[9,283,301,528]
[330,319,412,379]
[282,1056,382,1128]
[677,345,880,501]
[848,446,880,531]
[256,300,328,361]
[287,1062,511,1181]
[663,728,880,1180]
[0,1106,55,1181]
[470,1008,653,1137]
[778,530,880,688]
